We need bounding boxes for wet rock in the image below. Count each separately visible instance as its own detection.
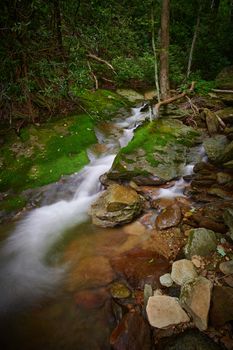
[123,221,146,236]
[116,88,144,102]
[158,329,225,350]
[217,172,233,185]
[146,295,190,328]
[66,256,115,291]
[110,282,131,299]
[216,107,233,123]
[184,228,218,259]
[219,260,233,275]
[204,108,220,135]
[223,208,233,235]
[216,66,233,90]
[110,311,152,350]
[110,248,170,289]
[203,135,229,164]
[155,204,182,230]
[143,228,185,260]
[144,283,153,307]
[107,119,200,184]
[221,141,233,163]
[74,288,109,309]
[171,259,197,286]
[90,184,142,227]
[160,273,173,287]
[210,286,233,327]
[180,276,212,330]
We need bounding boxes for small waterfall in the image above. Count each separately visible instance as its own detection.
[0,106,147,314]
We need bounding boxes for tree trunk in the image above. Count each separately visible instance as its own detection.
[54,0,63,55]
[151,5,160,102]
[186,3,202,79]
[160,0,170,100]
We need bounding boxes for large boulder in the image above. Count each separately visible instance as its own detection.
[107,119,200,185]
[90,184,142,227]
[180,276,213,330]
[146,295,190,328]
[184,228,218,259]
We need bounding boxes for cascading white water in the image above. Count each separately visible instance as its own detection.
[0,106,147,314]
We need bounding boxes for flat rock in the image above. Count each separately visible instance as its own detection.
[155,204,182,230]
[110,311,152,350]
[110,248,170,289]
[210,286,233,327]
[66,256,115,291]
[180,276,213,330]
[184,228,218,259]
[143,228,185,260]
[171,259,198,286]
[90,184,142,227]
[146,295,190,328]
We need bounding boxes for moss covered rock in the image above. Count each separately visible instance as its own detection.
[184,228,218,259]
[107,118,200,184]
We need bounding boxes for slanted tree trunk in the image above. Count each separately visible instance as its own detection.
[160,0,170,100]
[186,3,202,79]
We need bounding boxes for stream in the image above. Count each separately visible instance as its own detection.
[0,106,203,349]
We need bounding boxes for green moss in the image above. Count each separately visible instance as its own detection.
[0,89,130,194]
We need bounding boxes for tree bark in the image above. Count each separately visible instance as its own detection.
[186,3,202,79]
[54,0,63,54]
[151,5,160,102]
[160,0,170,100]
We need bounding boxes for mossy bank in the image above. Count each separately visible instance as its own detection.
[0,89,131,218]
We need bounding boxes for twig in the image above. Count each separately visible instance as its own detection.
[87,60,98,90]
[212,89,233,94]
[87,53,116,74]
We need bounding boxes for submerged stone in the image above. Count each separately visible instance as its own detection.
[155,204,182,230]
[110,311,152,350]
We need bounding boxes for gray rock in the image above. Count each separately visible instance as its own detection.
[219,260,233,275]
[171,259,197,286]
[180,276,213,331]
[90,184,142,227]
[159,273,173,287]
[203,135,229,164]
[146,295,190,328]
[184,228,218,259]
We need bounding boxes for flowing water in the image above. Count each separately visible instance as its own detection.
[0,107,204,349]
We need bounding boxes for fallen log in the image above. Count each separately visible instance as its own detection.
[212,89,233,94]
[153,81,195,118]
